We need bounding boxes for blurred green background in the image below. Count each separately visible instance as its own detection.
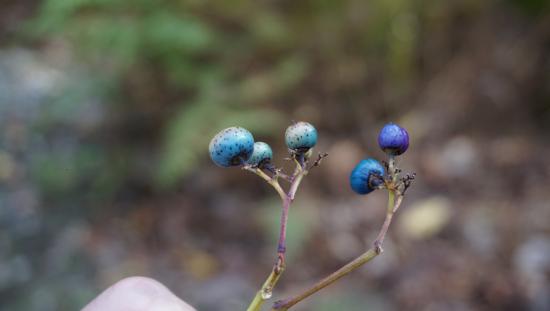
[1,0,549,310]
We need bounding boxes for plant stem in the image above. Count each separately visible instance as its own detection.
[248,167,287,201]
[277,196,290,259]
[373,190,396,251]
[247,266,284,311]
[272,248,379,311]
[246,164,306,311]
[271,190,403,311]
[277,171,304,258]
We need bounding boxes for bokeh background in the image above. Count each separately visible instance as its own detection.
[1,0,550,310]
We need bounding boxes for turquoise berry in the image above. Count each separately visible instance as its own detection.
[285,121,318,153]
[349,158,385,195]
[378,123,409,156]
[246,142,273,167]
[209,127,254,167]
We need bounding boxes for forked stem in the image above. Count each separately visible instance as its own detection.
[271,189,403,311]
[246,167,287,201]
[246,162,307,311]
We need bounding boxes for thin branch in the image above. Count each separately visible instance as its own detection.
[271,190,404,311]
[246,160,306,311]
[276,171,293,183]
[373,193,403,253]
[308,152,328,170]
[272,248,379,311]
[276,171,305,260]
[276,196,291,265]
[245,167,286,201]
[265,164,293,183]
[246,266,284,311]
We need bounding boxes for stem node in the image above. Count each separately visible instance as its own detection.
[374,242,384,254]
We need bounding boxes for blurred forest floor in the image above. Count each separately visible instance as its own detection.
[0,0,549,310]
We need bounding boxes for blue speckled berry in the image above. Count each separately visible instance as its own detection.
[378,123,409,156]
[246,142,273,167]
[285,121,318,153]
[350,158,385,195]
[209,127,254,167]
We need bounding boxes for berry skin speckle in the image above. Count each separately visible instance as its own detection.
[285,121,318,153]
[378,123,409,156]
[246,142,273,167]
[209,127,255,167]
[350,158,385,195]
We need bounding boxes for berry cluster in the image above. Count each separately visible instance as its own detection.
[209,121,325,310]
[209,121,319,170]
[208,121,414,311]
[350,122,412,196]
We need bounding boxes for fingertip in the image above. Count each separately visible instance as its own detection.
[83,276,196,311]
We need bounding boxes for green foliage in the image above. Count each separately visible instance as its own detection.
[26,0,468,187]
[29,144,123,200]
[30,0,216,72]
[507,0,550,15]
[28,0,315,186]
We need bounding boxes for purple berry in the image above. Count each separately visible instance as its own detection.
[378,123,409,156]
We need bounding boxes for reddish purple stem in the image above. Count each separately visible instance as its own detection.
[275,171,303,268]
[277,197,290,257]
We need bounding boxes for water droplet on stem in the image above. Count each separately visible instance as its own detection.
[261,289,273,299]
